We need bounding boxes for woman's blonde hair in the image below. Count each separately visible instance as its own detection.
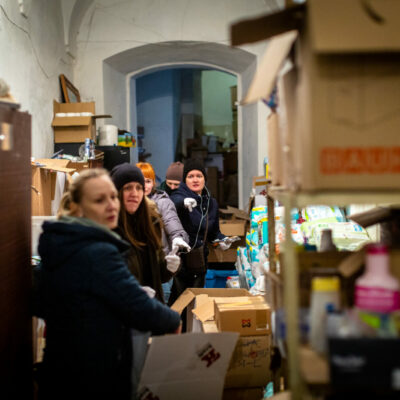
[118,189,162,250]
[57,168,110,218]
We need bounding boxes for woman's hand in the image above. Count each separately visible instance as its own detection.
[165,254,181,273]
[184,198,197,212]
[171,237,191,254]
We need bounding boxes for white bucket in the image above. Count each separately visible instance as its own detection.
[98,124,118,146]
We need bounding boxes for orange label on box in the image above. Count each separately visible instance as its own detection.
[320,147,400,175]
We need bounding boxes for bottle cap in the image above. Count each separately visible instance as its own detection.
[312,276,340,292]
[366,243,388,255]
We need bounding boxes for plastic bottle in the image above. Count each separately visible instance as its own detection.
[309,276,341,354]
[355,243,400,313]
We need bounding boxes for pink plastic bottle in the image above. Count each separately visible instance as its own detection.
[355,243,400,313]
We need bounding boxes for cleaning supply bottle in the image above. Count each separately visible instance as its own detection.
[355,243,400,313]
[309,276,341,354]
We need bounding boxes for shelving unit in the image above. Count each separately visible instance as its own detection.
[265,187,400,400]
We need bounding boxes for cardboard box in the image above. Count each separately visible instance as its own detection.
[220,219,246,237]
[52,100,111,143]
[196,302,272,389]
[214,296,271,336]
[171,288,251,333]
[208,246,238,263]
[31,159,75,216]
[236,0,400,190]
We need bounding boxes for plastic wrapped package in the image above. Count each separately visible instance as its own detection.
[305,221,371,251]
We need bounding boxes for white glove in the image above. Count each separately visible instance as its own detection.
[219,240,231,251]
[165,254,181,273]
[141,286,156,298]
[184,198,197,212]
[172,237,191,254]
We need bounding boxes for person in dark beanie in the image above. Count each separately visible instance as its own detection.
[169,159,235,308]
[158,161,184,195]
[110,163,180,303]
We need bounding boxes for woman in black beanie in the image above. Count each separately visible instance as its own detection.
[110,163,180,302]
[169,159,230,306]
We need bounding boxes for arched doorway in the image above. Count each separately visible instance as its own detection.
[103,41,258,208]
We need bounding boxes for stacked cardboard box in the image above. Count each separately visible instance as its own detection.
[171,288,272,398]
[52,100,111,143]
[208,206,249,263]
[233,0,400,190]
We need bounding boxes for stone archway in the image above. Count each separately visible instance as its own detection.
[103,41,258,207]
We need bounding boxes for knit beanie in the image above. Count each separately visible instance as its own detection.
[183,159,207,182]
[166,161,184,181]
[110,163,145,191]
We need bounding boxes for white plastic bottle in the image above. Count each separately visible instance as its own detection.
[309,276,341,354]
[355,243,400,313]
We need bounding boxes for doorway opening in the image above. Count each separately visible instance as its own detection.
[133,67,238,208]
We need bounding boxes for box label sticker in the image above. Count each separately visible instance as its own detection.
[320,147,400,175]
[197,343,221,368]
[242,319,252,328]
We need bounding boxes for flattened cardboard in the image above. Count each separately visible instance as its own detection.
[138,333,239,400]
[208,246,238,263]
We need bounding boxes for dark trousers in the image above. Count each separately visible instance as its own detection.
[169,268,206,332]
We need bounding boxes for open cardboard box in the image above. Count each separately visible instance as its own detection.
[52,100,111,143]
[31,159,75,216]
[233,0,400,190]
[171,288,272,389]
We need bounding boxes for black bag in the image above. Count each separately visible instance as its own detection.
[184,245,206,274]
[184,216,208,274]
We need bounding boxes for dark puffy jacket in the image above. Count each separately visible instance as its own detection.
[33,219,180,400]
[149,189,189,254]
[170,183,225,250]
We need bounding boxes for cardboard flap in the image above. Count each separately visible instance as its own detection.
[53,100,95,114]
[309,0,400,53]
[192,299,215,323]
[52,116,92,127]
[92,114,112,119]
[33,159,76,173]
[231,4,305,46]
[170,289,196,314]
[242,30,298,105]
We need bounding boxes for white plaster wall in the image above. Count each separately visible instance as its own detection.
[75,0,277,115]
[0,0,73,158]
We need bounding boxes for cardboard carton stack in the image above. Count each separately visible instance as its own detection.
[208,206,249,263]
[232,0,400,191]
[171,288,272,399]
[52,100,111,143]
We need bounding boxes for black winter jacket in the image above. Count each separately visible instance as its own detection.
[170,183,225,250]
[33,219,180,400]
